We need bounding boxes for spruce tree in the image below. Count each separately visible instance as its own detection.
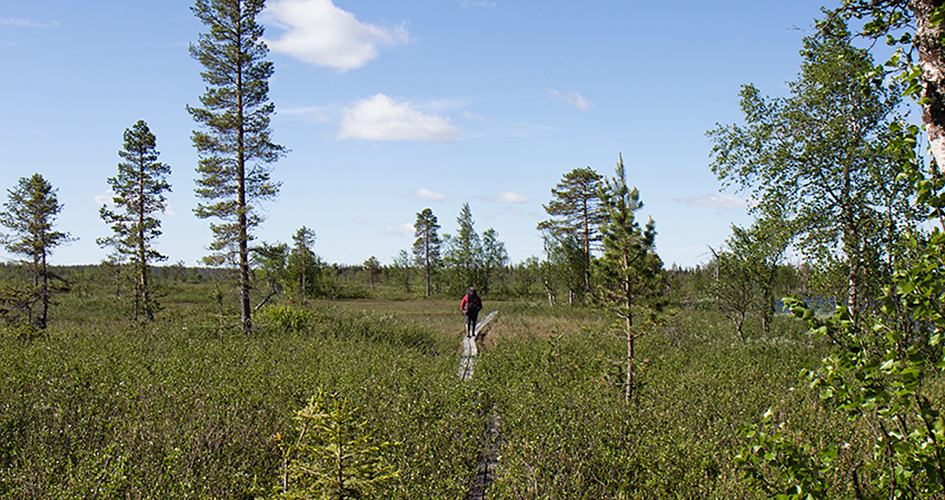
[98,120,171,322]
[0,174,72,329]
[188,0,285,333]
[444,203,482,293]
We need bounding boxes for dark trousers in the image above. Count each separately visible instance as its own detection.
[464,311,479,336]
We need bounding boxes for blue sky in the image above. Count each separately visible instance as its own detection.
[0,0,834,268]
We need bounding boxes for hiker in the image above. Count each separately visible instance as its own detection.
[460,287,482,338]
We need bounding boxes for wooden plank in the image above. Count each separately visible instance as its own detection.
[458,311,498,381]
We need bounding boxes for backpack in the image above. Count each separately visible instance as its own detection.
[466,293,481,313]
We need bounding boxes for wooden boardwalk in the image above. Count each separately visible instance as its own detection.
[456,310,501,500]
[458,310,497,381]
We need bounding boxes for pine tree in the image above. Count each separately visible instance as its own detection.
[538,167,606,295]
[598,154,660,404]
[412,208,441,296]
[0,174,73,329]
[98,120,171,322]
[188,0,286,333]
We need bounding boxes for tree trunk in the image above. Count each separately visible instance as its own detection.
[915,0,945,174]
[624,251,633,405]
[236,6,252,334]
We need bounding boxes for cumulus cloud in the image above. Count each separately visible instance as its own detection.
[263,0,408,72]
[549,88,595,110]
[413,188,448,201]
[676,193,749,209]
[1,18,59,28]
[338,93,458,142]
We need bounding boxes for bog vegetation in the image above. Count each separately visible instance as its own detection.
[2,0,945,499]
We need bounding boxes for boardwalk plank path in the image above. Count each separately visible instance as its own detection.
[458,310,497,381]
[456,310,501,500]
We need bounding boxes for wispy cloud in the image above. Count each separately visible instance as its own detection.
[676,193,749,209]
[385,222,413,236]
[338,93,458,142]
[277,105,332,123]
[1,18,59,28]
[458,0,498,7]
[479,190,530,204]
[263,0,408,72]
[549,88,595,110]
[461,110,488,122]
[412,188,448,201]
[352,217,369,224]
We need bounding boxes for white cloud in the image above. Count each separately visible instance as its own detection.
[385,222,414,236]
[338,93,458,142]
[163,202,181,216]
[278,105,332,123]
[461,110,488,122]
[352,217,369,224]
[93,191,116,208]
[263,0,408,72]
[413,188,448,201]
[1,18,59,28]
[494,191,530,204]
[549,88,595,110]
[676,193,749,209]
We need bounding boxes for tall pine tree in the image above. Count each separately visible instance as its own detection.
[98,120,171,322]
[0,174,72,329]
[537,167,605,295]
[412,208,441,296]
[188,0,285,332]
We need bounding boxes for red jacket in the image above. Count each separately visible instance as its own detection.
[461,293,481,313]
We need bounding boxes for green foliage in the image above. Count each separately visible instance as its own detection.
[97,119,171,322]
[258,304,315,333]
[708,23,916,316]
[277,390,400,499]
[712,217,793,341]
[442,204,509,295]
[541,231,586,305]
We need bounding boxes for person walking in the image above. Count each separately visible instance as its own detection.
[460,287,482,338]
